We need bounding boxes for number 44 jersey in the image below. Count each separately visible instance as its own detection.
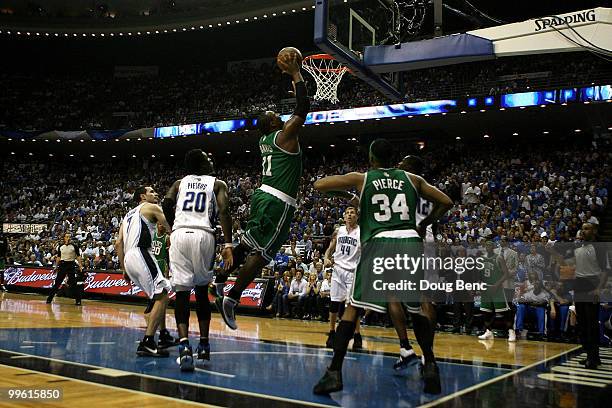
[332,225,361,271]
[359,168,418,244]
[173,175,217,233]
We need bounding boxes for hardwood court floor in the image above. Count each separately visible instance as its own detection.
[0,292,576,367]
[0,364,212,408]
[0,292,586,407]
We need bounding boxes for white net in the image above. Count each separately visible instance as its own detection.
[302,54,349,104]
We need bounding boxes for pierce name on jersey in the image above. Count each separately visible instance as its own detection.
[359,169,419,244]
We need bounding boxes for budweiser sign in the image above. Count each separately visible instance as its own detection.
[4,267,56,287]
[84,274,131,291]
[4,267,270,309]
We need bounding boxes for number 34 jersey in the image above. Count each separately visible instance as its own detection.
[359,168,418,244]
[173,175,217,233]
[332,225,361,271]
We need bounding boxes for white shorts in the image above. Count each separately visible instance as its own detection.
[124,247,171,299]
[331,265,355,303]
[169,229,215,290]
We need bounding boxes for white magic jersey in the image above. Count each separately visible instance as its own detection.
[416,198,435,242]
[333,225,361,271]
[173,175,217,233]
[122,203,156,251]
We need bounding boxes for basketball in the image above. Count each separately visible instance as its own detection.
[277,46,303,71]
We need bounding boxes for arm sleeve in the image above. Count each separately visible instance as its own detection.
[293,81,310,119]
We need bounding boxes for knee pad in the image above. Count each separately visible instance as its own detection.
[330,301,341,314]
[195,286,212,321]
[144,299,155,314]
[174,291,191,325]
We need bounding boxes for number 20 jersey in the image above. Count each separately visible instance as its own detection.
[359,168,418,244]
[173,175,217,233]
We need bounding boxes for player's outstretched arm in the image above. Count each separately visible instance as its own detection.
[314,172,365,194]
[214,180,234,270]
[410,174,453,230]
[161,179,181,227]
[277,54,310,152]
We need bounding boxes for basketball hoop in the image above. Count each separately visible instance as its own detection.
[302,54,350,104]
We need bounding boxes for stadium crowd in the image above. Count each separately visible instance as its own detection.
[0,53,608,131]
[1,136,610,342]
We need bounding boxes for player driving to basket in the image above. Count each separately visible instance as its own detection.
[216,49,310,330]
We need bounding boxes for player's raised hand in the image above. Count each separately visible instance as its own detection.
[222,247,234,271]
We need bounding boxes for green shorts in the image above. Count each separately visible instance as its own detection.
[349,236,423,314]
[479,287,509,313]
[242,189,295,262]
[156,260,169,278]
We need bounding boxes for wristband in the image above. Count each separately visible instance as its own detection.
[224,243,233,249]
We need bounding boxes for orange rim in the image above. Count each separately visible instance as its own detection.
[303,54,351,74]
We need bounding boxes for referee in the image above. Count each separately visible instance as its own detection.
[553,223,609,369]
[46,233,84,305]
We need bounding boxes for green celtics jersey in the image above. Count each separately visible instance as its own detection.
[359,168,418,244]
[151,231,168,267]
[259,130,302,199]
[481,254,503,284]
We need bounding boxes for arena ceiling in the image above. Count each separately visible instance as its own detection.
[0,0,313,32]
[0,1,604,34]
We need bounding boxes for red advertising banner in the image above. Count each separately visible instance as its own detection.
[3,267,268,309]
